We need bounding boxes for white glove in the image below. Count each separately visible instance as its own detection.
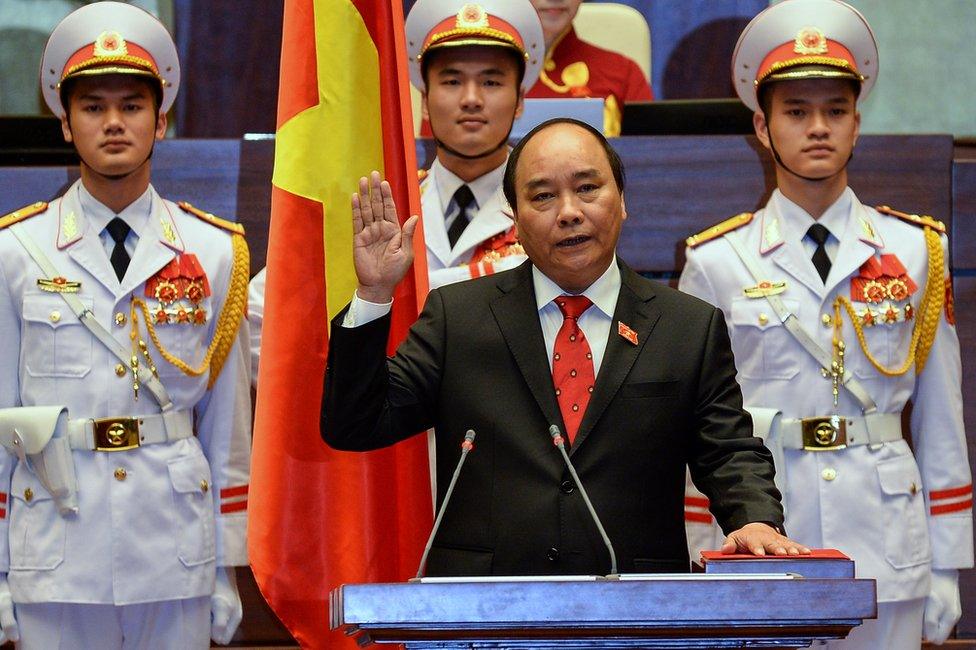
[0,574,19,644]
[210,567,243,645]
[923,568,961,645]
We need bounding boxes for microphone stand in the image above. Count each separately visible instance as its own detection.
[413,429,476,580]
[549,425,618,576]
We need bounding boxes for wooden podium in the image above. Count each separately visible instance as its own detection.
[330,554,876,649]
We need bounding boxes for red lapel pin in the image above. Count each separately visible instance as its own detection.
[618,321,638,346]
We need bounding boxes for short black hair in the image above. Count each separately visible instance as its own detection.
[757,77,861,116]
[420,46,526,89]
[59,74,163,116]
[503,117,625,212]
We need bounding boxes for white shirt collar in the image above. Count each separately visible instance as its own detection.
[772,187,854,244]
[77,182,154,239]
[433,156,508,215]
[532,257,621,318]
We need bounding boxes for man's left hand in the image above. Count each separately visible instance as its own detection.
[722,522,811,556]
[211,566,243,645]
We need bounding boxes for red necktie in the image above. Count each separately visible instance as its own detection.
[552,296,595,443]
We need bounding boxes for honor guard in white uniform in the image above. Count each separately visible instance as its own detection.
[406,0,543,290]
[680,1,972,647]
[0,3,251,647]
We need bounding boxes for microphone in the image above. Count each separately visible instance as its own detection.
[549,424,618,576]
[413,429,477,580]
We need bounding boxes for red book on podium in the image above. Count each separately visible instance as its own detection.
[698,549,854,578]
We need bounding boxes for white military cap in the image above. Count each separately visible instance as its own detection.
[40,1,180,118]
[405,0,544,92]
[732,0,878,112]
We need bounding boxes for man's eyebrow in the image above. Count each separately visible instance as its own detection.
[437,67,506,76]
[572,168,601,180]
[522,168,602,193]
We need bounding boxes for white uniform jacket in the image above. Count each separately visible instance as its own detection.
[421,159,526,290]
[0,181,251,605]
[680,188,973,602]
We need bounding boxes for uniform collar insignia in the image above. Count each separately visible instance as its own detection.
[57,209,82,249]
[858,210,884,249]
[759,212,784,254]
[157,202,185,252]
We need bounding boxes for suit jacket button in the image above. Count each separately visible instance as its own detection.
[560,480,574,494]
[547,547,560,562]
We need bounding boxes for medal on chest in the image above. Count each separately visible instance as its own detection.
[144,254,211,326]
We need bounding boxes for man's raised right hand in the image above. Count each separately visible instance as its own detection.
[351,171,419,303]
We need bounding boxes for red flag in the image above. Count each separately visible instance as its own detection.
[248,1,432,647]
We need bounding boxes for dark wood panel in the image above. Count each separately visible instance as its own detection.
[237,139,276,275]
[953,159,976,270]
[231,566,295,646]
[607,134,953,273]
[0,168,75,212]
[151,139,241,219]
[952,277,976,639]
[3,135,951,280]
[173,0,282,138]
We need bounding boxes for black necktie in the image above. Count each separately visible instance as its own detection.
[807,223,832,283]
[106,217,131,281]
[448,185,475,248]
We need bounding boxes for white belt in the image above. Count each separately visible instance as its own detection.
[779,413,902,451]
[66,410,194,452]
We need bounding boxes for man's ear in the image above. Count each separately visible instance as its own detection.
[60,114,73,144]
[620,194,627,222]
[852,109,861,148]
[514,88,525,119]
[753,111,771,150]
[421,90,430,122]
[155,110,168,141]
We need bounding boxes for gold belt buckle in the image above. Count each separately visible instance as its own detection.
[801,416,847,451]
[93,417,141,451]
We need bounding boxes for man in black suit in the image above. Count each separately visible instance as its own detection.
[321,118,808,576]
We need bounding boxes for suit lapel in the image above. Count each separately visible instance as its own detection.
[421,168,453,269]
[453,186,513,256]
[763,200,826,298]
[571,263,660,454]
[489,263,563,431]
[120,192,181,297]
[824,202,881,297]
[59,188,119,296]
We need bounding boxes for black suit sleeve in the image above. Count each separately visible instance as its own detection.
[320,290,447,451]
[687,306,785,534]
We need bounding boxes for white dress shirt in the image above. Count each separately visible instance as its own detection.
[432,158,507,234]
[78,182,152,261]
[343,259,621,378]
[771,187,852,264]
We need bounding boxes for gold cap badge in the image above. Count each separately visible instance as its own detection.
[794,27,828,55]
[94,31,128,58]
[457,4,489,28]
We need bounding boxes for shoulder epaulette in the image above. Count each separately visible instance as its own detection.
[178,201,245,235]
[417,169,429,182]
[0,201,48,230]
[876,205,945,234]
[685,212,753,248]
